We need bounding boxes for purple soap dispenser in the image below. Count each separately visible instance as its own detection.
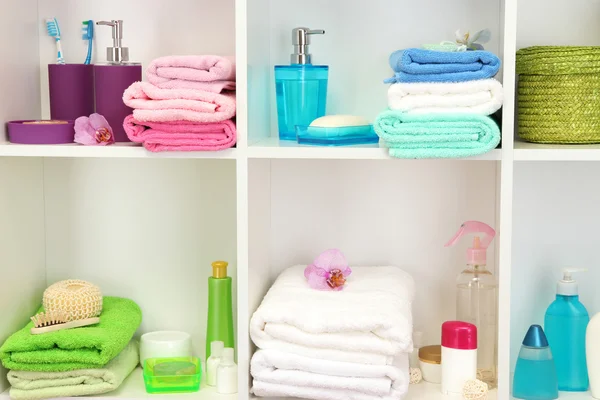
[94,20,141,142]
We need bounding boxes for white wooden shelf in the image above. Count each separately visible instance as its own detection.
[406,383,497,400]
[248,137,502,160]
[514,139,600,161]
[0,367,237,400]
[248,382,497,400]
[0,143,237,159]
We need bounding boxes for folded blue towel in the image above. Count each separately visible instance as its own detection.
[384,48,501,84]
[374,111,500,159]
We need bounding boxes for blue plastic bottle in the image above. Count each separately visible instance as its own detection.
[274,27,328,140]
[544,268,589,391]
[513,325,558,400]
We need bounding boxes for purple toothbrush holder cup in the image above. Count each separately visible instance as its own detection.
[48,64,95,121]
[7,120,75,144]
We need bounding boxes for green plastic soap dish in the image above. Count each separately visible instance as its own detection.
[143,357,201,394]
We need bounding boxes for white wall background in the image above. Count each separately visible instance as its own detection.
[517,0,600,49]
[37,0,236,118]
[0,159,46,391]
[0,0,41,141]
[249,160,499,347]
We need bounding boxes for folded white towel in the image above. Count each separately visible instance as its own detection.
[251,349,409,400]
[387,78,503,115]
[250,265,415,365]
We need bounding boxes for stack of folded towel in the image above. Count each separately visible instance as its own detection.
[123,55,236,152]
[250,265,415,400]
[375,48,503,158]
[0,297,142,400]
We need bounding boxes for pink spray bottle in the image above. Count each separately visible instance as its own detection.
[446,221,497,388]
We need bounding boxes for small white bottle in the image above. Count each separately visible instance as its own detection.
[441,321,477,395]
[217,347,237,394]
[206,341,224,387]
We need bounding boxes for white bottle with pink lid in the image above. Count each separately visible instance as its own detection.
[441,321,478,395]
[446,221,497,388]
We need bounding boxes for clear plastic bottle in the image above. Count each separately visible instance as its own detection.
[456,257,497,387]
[446,221,498,388]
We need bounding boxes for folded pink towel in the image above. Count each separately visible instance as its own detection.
[123,115,236,152]
[146,55,236,93]
[123,82,236,123]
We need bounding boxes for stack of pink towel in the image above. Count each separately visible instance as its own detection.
[123,55,236,152]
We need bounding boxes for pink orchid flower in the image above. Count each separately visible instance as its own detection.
[74,113,115,145]
[304,249,352,291]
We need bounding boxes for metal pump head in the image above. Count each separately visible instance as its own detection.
[96,20,129,63]
[291,27,325,65]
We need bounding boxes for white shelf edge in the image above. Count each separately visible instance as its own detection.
[0,367,237,400]
[247,382,497,400]
[0,143,238,159]
[514,139,600,161]
[248,138,501,160]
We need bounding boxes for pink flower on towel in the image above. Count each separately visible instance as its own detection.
[74,113,115,145]
[304,249,352,291]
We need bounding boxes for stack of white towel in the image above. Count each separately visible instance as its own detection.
[250,265,415,400]
[387,78,503,115]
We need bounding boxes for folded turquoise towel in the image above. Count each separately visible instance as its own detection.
[384,48,501,83]
[0,297,141,372]
[374,111,500,159]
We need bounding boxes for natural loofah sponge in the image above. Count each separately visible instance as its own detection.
[43,279,102,321]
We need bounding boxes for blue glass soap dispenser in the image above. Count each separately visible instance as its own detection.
[275,27,328,140]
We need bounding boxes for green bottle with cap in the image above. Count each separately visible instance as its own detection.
[206,261,234,359]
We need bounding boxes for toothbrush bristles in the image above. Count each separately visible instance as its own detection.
[45,18,60,38]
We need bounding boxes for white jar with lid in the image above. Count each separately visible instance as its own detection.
[441,321,477,395]
[418,345,441,384]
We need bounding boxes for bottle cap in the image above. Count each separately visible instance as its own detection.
[221,348,234,364]
[210,341,224,357]
[522,324,549,348]
[557,268,586,296]
[212,261,228,278]
[445,221,496,266]
[442,321,477,350]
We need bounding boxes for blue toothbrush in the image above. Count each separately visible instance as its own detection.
[82,20,94,65]
[45,18,65,64]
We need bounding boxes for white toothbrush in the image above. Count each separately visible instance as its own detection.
[46,18,65,64]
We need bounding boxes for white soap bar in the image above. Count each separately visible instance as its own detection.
[310,115,370,128]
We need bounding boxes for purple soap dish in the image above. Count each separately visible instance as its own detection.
[7,120,75,144]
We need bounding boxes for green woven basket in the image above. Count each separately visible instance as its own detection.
[517,46,600,144]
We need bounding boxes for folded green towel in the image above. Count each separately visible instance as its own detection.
[374,111,500,159]
[0,297,141,372]
[7,341,139,400]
